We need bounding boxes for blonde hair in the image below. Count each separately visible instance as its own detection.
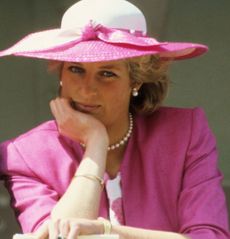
[48,55,170,114]
[125,55,170,114]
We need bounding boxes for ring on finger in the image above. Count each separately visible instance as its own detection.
[57,235,67,239]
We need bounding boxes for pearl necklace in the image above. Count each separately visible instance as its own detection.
[107,113,133,151]
[80,113,133,151]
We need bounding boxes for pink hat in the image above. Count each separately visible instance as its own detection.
[0,0,208,62]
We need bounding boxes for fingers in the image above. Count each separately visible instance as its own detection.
[67,224,80,239]
[48,219,58,239]
[59,219,70,239]
[46,218,102,239]
[50,98,78,139]
[50,97,72,121]
[32,220,49,239]
[49,218,79,239]
[49,97,108,148]
[20,218,103,239]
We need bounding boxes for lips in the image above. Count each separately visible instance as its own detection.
[71,101,101,113]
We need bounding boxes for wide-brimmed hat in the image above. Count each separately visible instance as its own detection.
[0,0,208,62]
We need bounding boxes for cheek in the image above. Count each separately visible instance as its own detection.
[103,85,131,111]
[60,80,71,97]
[60,87,70,98]
[61,74,78,97]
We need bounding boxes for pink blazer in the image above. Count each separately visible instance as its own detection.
[0,107,229,238]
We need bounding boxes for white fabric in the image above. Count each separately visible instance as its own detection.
[61,0,147,33]
[105,173,123,225]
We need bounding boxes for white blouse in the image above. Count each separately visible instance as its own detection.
[105,172,125,225]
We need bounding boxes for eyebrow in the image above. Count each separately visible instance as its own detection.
[99,64,122,70]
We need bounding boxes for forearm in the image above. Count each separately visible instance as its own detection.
[112,225,190,239]
[51,133,108,220]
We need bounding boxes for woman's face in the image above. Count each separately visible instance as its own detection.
[60,60,132,128]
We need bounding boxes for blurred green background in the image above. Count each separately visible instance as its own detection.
[0,0,229,237]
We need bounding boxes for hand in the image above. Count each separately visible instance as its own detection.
[50,97,109,147]
[33,218,104,239]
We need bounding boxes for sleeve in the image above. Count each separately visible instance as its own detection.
[178,108,230,239]
[0,140,59,233]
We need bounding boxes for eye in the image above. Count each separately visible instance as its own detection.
[68,65,85,74]
[100,71,117,78]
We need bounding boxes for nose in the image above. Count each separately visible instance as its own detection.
[78,74,98,97]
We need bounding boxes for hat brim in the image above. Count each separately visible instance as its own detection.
[0,41,208,62]
[0,27,208,62]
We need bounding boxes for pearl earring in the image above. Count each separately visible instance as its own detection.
[60,81,63,86]
[132,88,138,97]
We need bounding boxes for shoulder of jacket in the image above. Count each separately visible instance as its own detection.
[1,120,58,146]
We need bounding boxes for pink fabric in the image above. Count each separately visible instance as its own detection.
[0,22,208,62]
[0,107,229,239]
[111,198,124,224]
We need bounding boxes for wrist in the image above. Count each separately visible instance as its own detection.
[97,217,112,234]
[86,128,109,151]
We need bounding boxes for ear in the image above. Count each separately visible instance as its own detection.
[132,82,143,91]
[58,81,63,96]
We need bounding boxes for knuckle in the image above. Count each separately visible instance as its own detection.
[60,218,69,226]
[70,221,80,229]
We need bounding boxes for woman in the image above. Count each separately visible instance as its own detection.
[0,0,229,238]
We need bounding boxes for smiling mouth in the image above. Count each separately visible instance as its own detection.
[70,101,101,113]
